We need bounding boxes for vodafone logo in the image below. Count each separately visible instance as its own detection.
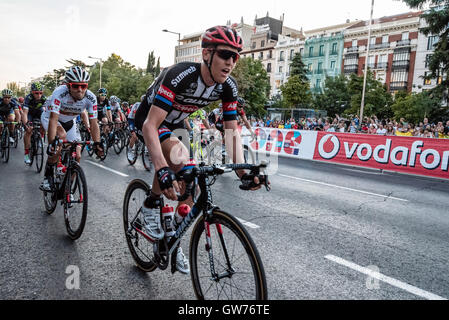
[318,134,340,160]
[316,134,449,172]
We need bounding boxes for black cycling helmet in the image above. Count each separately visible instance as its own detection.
[98,88,107,95]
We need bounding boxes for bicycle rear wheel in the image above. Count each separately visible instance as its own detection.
[190,209,267,300]
[1,128,10,163]
[13,127,18,148]
[64,163,88,240]
[34,135,44,173]
[123,179,157,272]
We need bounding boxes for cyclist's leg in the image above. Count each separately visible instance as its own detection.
[66,119,82,163]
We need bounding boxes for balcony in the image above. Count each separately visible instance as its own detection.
[347,46,359,53]
[344,64,358,74]
[390,81,408,91]
[396,39,411,47]
[392,60,410,70]
[363,62,389,70]
[369,42,390,50]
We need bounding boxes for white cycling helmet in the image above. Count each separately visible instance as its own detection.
[65,66,90,83]
[109,95,120,104]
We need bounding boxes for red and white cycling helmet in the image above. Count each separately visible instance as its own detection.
[201,26,243,52]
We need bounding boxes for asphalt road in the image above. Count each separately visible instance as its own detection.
[1,139,449,300]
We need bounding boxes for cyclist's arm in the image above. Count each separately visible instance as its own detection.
[223,119,245,176]
[184,118,192,131]
[48,112,59,144]
[106,107,112,123]
[81,110,89,130]
[89,117,100,142]
[22,108,29,126]
[142,105,170,171]
[202,118,211,129]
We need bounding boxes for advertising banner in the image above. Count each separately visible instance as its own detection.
[245,127,449,180]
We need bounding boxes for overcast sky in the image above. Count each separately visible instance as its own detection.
[0,0,416,90]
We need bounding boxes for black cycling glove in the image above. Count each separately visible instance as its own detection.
[157,167,177,191]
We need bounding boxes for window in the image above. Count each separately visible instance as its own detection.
[318,62,323,72]
[251,53,254,59]
[316,79,321,88]
[330,61,336,70]
[261,40,265,47]
[319,45,325,55]
[331,43,338,54]
[370,37,376,45]
[391,70,408,82]
[309,46,314,56]
[279,66,283,73]
[267,63,272,73]
[259,52,264,60]
[252,42,256,49]
[280,51,285,61]
[368,55,375,67]
[427,36,439,50]
[308,63,313,71]
[382,35,389,43]
[402,32,409,40]
[290,49,295,60]
[268,50,273,59]
[425,54,432,68]
[352,39,358,47]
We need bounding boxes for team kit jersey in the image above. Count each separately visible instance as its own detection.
[41,85,98,141]
[23,94,47,121]
[135,62,239,136]
[97,97,110,118]
[0,97,19,119]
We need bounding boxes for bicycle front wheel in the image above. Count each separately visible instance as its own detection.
[34,136,44,173]
[190,209,267,300]
[64,163,88,240]
[123,179,157,272]
[1,128,10,163]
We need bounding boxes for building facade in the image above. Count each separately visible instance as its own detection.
[343,12,422,93]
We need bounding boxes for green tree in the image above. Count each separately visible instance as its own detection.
[146,51,161,78]
[390,90,444,123]
[231,57,270,117]
[345,71,393,119]
[289,52,309,82]
[403,0,449,106]
[313,74,350,117]
[280,75,312,108]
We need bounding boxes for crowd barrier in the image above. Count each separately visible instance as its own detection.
[242,127,449,180]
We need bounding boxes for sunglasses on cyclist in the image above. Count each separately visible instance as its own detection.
[70,83,88,90]
[213,49,240,63]
[32,91,43,94]
[99,93,107,97]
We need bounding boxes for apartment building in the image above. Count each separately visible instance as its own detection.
[272,35,305,97]
[412,17,439,93]
[342,11,422,93]
[302,20,359,93]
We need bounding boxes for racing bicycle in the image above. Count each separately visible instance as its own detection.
[123,161,270,300]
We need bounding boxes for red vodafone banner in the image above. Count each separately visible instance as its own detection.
[313,132,449,180]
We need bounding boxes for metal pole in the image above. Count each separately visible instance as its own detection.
[99,61,102,88]
[360,0,374,124]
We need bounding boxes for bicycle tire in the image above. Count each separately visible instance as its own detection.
[190,209,267,300]
[123,179,157,272]
[28,134,35,167]
[2,128,10,163]
[113,131,122,154]
[126,143,138,165]
[13,127,18,148]
[99,134,108,161]
[64,162,88,240]
[43,166,58,215]
[243,145,256,165]
[35,136,44,173]
[142,146,152,172]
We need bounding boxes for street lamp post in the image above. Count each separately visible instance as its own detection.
[360,0,375,125]
[88,56,103,88]
[162,29,181,64]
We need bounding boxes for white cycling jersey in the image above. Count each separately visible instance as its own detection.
[127,102,140,120]
[110,102,121,113]
[43,85,97,123]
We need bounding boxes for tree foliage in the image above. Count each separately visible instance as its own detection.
[231,57,270,116]
[313,74,351,117]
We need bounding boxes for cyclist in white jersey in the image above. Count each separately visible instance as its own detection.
[40,66,103,191]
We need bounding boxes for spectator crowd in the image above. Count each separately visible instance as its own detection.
[250,115,449,139]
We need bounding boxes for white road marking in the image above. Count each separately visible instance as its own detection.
[278,174,408,202]
[325,255,447,300]
[86,160,129,177]
[236,217,260,229]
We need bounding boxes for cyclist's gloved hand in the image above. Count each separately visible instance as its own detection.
[239,173,265,191]
[157,167,177,191]
[46,139,59,156]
